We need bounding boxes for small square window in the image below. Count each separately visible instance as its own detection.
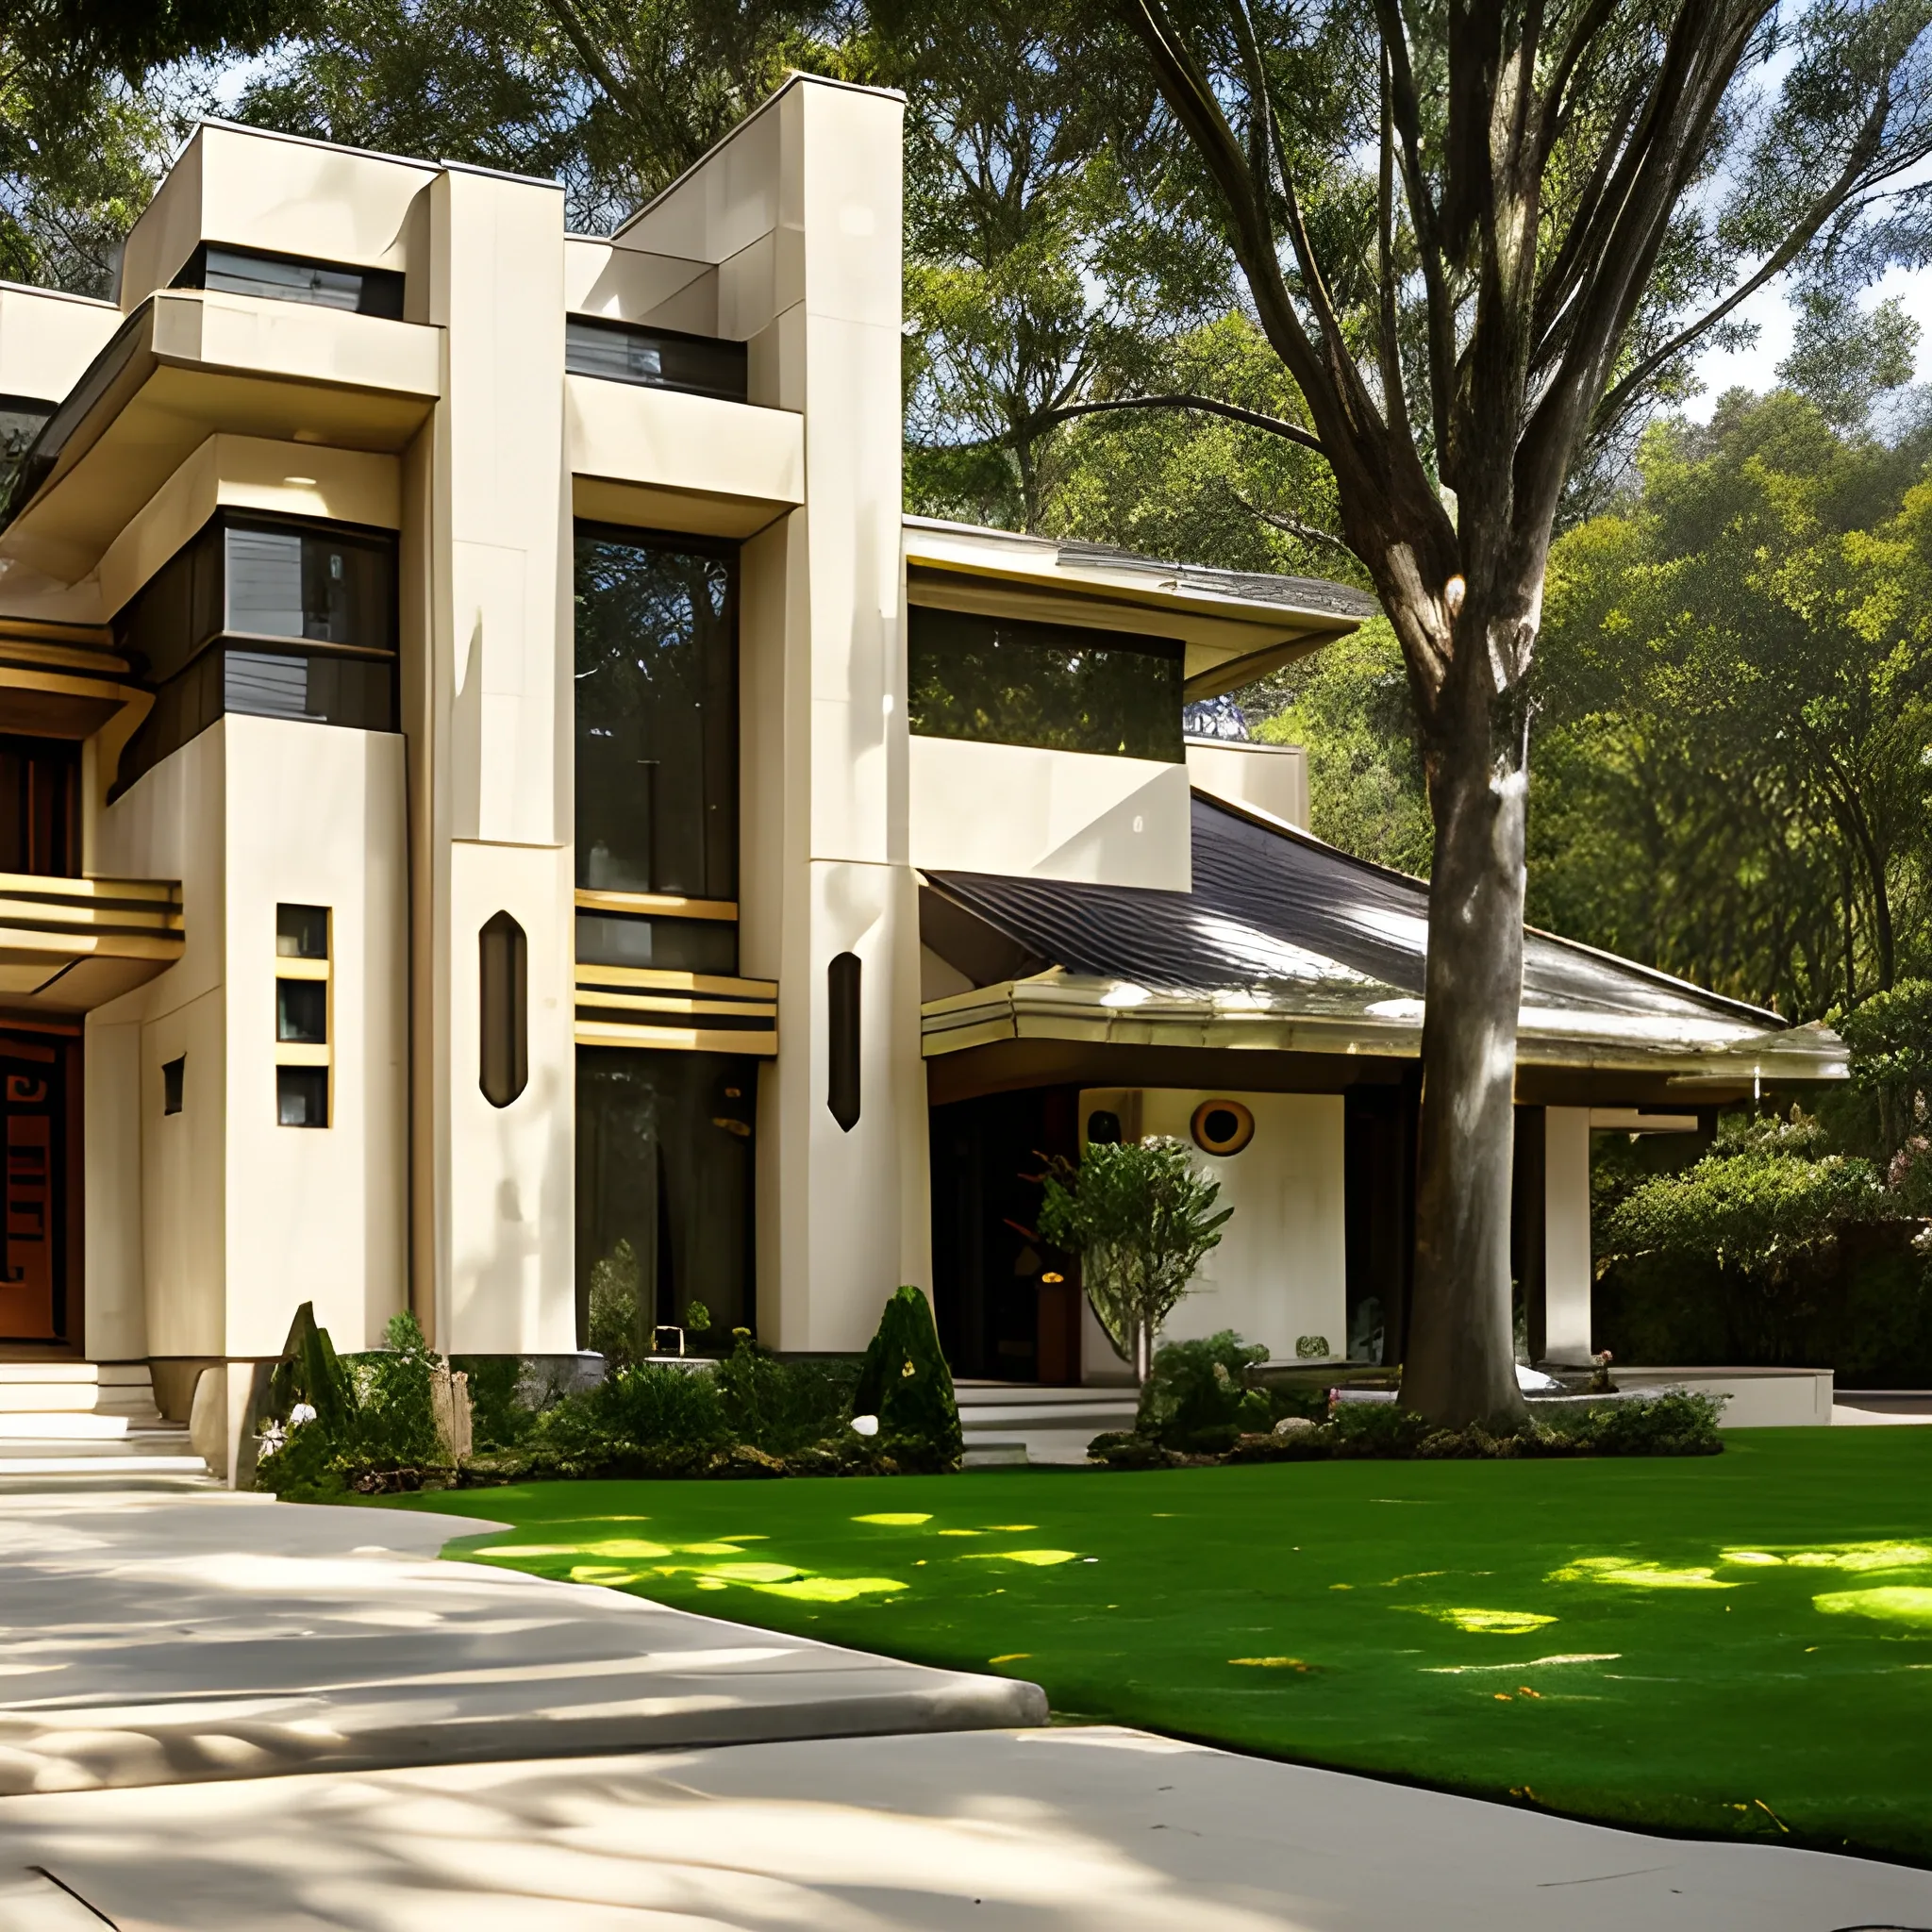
[276,1064,328,1127]
[162,1056,184,1115]
[276,904,329,959]
[275,977,327,1043]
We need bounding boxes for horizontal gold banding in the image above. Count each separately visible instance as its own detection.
[273,1042,330,1067]
[0,871,179,905]
[275,958,329,980]
[0,874,184,961]
[577,991,776,1021]
[575,963,774,998]
[575,888,737,922]
[575,1019,776,1056]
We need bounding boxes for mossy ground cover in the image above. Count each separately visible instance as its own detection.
[390,1428,1932,1865]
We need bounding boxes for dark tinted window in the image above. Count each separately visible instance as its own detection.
[479,910,529,1108]
[908,606,1185,761]
[110,513,398,800]
[575,912,738,974]
[0,737,78,876]
[277,905,329,959]
[175,243,405,320]
[574,526,737,899]
[276,1065,328,1127]
[576,1048,756,1348]
[564,317,747,402]
[225,522,395,648]
[162,1057,185,1116]
[275,979,327,1043]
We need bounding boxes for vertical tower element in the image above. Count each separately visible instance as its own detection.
[415,160,575,1353]
[698,77,926,1348]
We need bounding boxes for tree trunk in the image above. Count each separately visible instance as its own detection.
[1133,1313,1153,1386]
[1397,641,1532,1432]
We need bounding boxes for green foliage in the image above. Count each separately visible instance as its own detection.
[716,1338,861,1458]
[586,1237,642,1370]
[1601,1111,1884,1280]
[1094,1391,1724,1465]
[257,1303,452,1497]
[853,1286,962,1474]
[353,1321,442,1470]
[1250,617,1432,876]
[1136,1331,1271,1453]
[1841,978,1932,1158]
[1532,391,1932,1018]
[231,0,845,232]
[1038,1139,1230,1376]
[453,1354,531,1451]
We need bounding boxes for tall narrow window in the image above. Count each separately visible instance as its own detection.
[573,528,737,900]
[827,952,861,1132]
[161,1056,185,1116]
[480,911,528,1108]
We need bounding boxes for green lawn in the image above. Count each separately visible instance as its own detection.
[391,1428,1932,1865]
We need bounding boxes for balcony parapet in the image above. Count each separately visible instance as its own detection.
[0,873,183,1011]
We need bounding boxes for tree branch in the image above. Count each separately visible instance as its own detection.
[1221,479,1357,558]
[1594,85,1898,429]
[1029,391,1327,453]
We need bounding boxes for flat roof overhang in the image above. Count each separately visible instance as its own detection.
[0,291,441,591]
[904,524,1372,699]
[567,373,804,541]
[0,873,183,1013]
[922,973,1846,1109]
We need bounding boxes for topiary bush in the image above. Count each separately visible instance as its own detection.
[853,1285,962,1474]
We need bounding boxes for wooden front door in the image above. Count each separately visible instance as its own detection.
[0,1031,75,1344]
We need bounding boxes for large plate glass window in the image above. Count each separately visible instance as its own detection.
[576,1049,756,1351]
[573,525,738,904]
[110,512,398,799]
[908,606,1185,762]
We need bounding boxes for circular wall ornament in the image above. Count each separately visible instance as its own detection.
[1191,1097,1255,1157]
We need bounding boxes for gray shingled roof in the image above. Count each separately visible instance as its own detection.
[1051,540,1380,622]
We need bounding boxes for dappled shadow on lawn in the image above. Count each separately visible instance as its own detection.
[403,1434,1932,1866]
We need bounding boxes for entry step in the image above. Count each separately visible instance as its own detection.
[0,1361,161,1424]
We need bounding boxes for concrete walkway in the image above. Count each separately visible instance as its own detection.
[5,1727,1932,1929]
[0,1489,1928,1929]
[0,1491,1041,1795]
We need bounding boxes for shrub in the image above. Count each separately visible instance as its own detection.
[1099,1391,1724,1467]
[453,1354,531,1451]
[1137,1331,1272,1452]
[853,1286,961,1473]
[715,1338,859,1457]
[1038,1139,1232,1381]
[586,1237,644,1369]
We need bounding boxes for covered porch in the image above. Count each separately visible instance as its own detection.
[918,791,1844,1391]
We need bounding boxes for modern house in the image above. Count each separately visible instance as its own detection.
[0,75,1842,1474]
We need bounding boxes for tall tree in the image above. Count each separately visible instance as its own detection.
[1075,0,1932,1425]
[874,0,1229,529]
[234,0,845,228]
[1534,388,1932,1016]
[0,0,308,291]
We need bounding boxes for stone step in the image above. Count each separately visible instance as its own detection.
[0,1423,208,1482]
[0,1362,161,1424]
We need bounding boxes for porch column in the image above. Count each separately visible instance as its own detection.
[1543,1107,1593,1364]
